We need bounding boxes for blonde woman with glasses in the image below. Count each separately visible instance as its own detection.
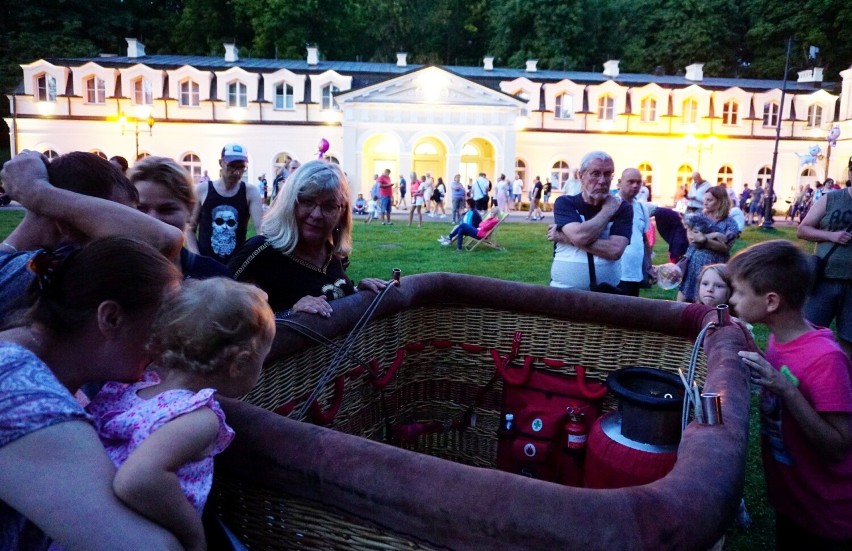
[229,160,387,318]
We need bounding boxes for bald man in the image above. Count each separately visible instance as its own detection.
[686,171,710,213]
[617,168,653,296]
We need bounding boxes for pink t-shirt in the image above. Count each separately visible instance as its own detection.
[476,216,500,238]
[762,326,852,539]
[87,372,235,513]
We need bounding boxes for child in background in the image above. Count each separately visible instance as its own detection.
[365,196,379,224]
[696,264,732,308]
[87,278,276,551]
[730,240,852,549]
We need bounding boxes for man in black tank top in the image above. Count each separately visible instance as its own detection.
[187,143,264,264]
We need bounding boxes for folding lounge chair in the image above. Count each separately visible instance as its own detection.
[464,211,509,251]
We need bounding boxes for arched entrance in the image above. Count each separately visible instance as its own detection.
[362,134,399,193]
[412,137,447,183]
[459,138,495,185]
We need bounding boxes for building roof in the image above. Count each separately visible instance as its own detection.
[44,54,835,95]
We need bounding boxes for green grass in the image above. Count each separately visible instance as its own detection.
[0,209,805,549]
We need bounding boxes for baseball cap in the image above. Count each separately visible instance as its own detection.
[221,143,248,164]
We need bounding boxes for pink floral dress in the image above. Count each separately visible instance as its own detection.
[87,372,234,513]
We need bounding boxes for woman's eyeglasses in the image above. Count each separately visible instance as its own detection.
[296,198,343,216]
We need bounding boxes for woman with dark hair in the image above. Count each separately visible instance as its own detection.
[677,185,739,302]
[0,237,182,550]
[0,151,182,323]
[229,160,387,317]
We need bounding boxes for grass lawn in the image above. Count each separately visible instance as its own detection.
[0,207,808,549]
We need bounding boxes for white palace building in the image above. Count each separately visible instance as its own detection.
[6,38,852,204]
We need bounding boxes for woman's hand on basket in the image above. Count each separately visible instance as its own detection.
[358,278,389,294]
[292,295,333,318]
[832,229,852,245]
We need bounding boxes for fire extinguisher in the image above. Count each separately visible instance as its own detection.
[564,408,588,451]
[560,407,587,486]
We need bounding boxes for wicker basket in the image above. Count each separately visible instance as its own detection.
[212,273,750,551]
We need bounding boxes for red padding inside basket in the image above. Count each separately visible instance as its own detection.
[584,412,677,489]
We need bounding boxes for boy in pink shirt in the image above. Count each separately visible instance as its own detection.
[730,240,852,549]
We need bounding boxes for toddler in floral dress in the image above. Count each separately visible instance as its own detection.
[87,278,275,551]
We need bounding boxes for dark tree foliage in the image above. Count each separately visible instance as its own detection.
[3,0,852,154]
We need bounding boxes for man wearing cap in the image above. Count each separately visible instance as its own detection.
[187,143,264,264]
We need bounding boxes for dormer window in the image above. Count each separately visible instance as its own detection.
[597,96,614,120]
[274,83,294,110]
[555,93,573,119]
[807,104,823,128]
[763,102,779,127]
[321,84,340,111]
[640,97,657,122]
[85,76,105,104]
[133,78,153,105]
[682,98,698,124]
[35,74,57,102]
[180,80,199,107]
[722,101,738,125]
[228,81,247,108]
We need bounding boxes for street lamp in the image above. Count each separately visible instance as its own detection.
[116,111,155,159]
[685,134,717,172]
[764,38,793,228]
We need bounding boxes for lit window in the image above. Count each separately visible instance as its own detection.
[181,153,202,182]
[807,104,823,128]
[43,149,59,160]
[180,80,199,107]
[551,160,570,187]
[326,156,340,165]
[640,97,656,122]
[133,78,153,105]
[756,166,772,186]
[762,102,779,127]
[638,162,653,184]
[274,83,294,110]
[91,150,108,160]
[555,93,573,119]
[36,74,57,102]
[228,82,247,108]
[321,84,340,111]
[677,164,694,189]
[597,96,614,120]
[85,76,105,104]
[717,165,734,185]
[515,159,527,185]
[682,98,698,124]
[722,101,738,125]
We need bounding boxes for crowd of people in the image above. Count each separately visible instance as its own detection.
[1,143,851,550]
[0,145,389,549]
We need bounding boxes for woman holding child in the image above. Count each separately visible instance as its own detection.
[0,237,184,550]
[677,185,739,302]
[230,160,387,317]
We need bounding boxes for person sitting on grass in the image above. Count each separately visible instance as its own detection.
[731,240,852,549]
[353,193,367,215]
[439,204,501,250]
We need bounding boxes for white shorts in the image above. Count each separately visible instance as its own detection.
[414,197,424,207]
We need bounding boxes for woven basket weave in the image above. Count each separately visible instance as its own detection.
[211,274,748,551]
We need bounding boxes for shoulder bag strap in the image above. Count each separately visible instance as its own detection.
[587,253,598,287]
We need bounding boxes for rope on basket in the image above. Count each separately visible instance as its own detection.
[277,274,400,422]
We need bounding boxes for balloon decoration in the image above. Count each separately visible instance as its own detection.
[317,138,330,160]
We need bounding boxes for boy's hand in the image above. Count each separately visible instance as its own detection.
[0,150,51,203]
[738,351,794,396]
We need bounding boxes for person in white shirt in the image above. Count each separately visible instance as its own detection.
[511,175,523,210]
[686,171,711,212]
[616,168,652,296]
